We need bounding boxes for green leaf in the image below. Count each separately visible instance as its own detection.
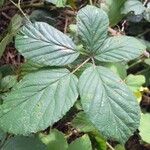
[94,135,106,150]
[140,68,150,87]
[19,60,44,77]
[95,36,146,62]
[68,135,92,150]
[30,9,56,25]
[0,64,15,77]
[2,136,47,150]
[0,0,4,7]
[69,24,77,34]
[0,34,12,58]
[139,113,150,143]
[144,3,150,22]
[79,66,140,143]
[45,0,67,7]
[72,112,96,133]
[9,14,23,33]
[102,62,127,79]
[139,39,150,52]
[77,5,109,54]
[72,112,106,150]
[101,0,126,26]
[0,75,17,92]
[39,129,68,150]
[67,0,76,8]
[0,14,22,58]
[145,58,150,65]
[121,0,145,15]
[0,129,6,143]
[15,22,79,66]
[115,144,125,150]
[0,69,78,135]
[125,74,145,92]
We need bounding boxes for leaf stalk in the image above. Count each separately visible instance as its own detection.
[71,58,90,74]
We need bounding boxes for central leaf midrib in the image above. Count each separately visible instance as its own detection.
[22,24,76,52]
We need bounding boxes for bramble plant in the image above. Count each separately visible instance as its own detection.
[0,4,147,147]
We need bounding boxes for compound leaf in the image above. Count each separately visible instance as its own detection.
[77,5,109,54]
[15,22,79,66]
[79,66,140,143]
[0,69,78,135]
[95,36,146,62]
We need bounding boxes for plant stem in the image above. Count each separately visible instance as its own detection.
[89,0,93,5]
[143,0,148,6]
[9,0,30,22]
[18,0,21,6]
[71,58,90,74]
[106,142,115,150]
[91,57,95,67]
[137,29,150,37]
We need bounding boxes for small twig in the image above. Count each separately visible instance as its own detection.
[1,12,11,20]
[64,17,69,34]
[121,20,127,32]
[71,58,90,74]
[9,0,30,22]
[106,142,115,150]
[137,29,150,37]
[18,0,21,6]
[0,2,75,16]
[128,59,142,68]
[0,2,44,12]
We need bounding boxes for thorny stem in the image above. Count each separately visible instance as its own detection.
[106,142,115,150]
[9,0,30,22]
[71,58,90,74]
